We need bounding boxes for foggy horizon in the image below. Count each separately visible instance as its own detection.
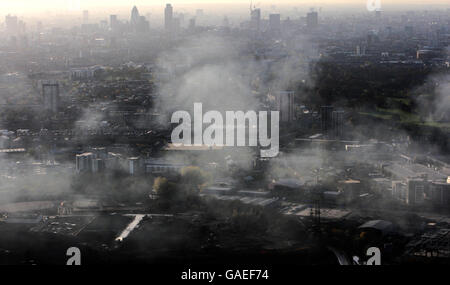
[0,0,449,272]
[1,0,450,16]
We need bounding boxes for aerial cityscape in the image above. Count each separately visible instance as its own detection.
[0,0,449,271]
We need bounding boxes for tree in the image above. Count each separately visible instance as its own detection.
[180,166,210,195]
[153,177,177,201]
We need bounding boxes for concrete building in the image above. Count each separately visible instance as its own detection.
[70,66,104,81]
[320,106,334,133]
[82,10,89,24]
[189,18,196,31]
[76,152,106,173]
[332,110,345,138]
[276,91,295,122]
[5,15,18,35]
[306,11,318,30]
[165,4,173,32]
[110,15,119,31]
[269,14,281,34]
[128,157,141,175]
[384,163,450,207]
[124,156,188,176]
[75,148,109,173]
[137,16,150,33]
[142,158,186,175]
[429,182,450,206]
[250,8,261,32]
[172,18,180,34]
[406,178,427,205]
[42,83,59,113]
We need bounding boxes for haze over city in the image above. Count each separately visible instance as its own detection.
[1,0,450,14]
[0,0,449,271]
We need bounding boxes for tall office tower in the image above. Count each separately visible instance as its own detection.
[269,14,281,33]
[165,4,173,32]
[5,15,18,34]
[76,152,94,173]
[76,150,106,173]
[367,32,376,47]
[42,83,60,113]
[130,6,140,28]
[180,13,186,24]
[306,11,319,30]
[250,8,261,32]
[172,17,180,34]
[375,10,382,20]
[320,106,334,134]
[356,44,366,56]
[189,18,196,30]
[110,15,118,31]
[332,110,345,138]
[356,45,361,56]
[222,16,229,28]
[276,91,295,123]
[17,20,26,34]
[137,16,150,33]
[37,21,42,32]
[82,10,89,24]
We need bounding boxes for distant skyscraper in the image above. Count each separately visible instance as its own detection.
[306,11,318,30]
[165,4,173,32]
[405,26,414,39]
[222,16,229,28]
[130,6,148,33]
[5,15,18,34]
[172,17,180,34]
[42,83,60,113]
[82,10,89,24]
[137,16,150,33]
[250,8,261,32]
[189,18,196,30]
[367,32,376,47]
[131,6,140,27]
[269,14,281,33]
[178,13,185,26]
[356,45,366,56]
[375,10,382,19]
[110,15,119,31]
[37,21,42,35]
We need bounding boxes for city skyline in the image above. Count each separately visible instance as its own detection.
[1,0,450,15]
[0,0,449,269]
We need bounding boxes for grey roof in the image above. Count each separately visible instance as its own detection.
[274,178,304,189]
[385,163,447,182]
[359,220,397,234]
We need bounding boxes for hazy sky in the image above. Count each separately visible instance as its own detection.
[1,0,449,15]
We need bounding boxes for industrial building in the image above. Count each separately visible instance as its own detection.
[383,162,450,206]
